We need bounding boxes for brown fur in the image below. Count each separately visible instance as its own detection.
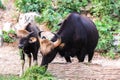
[40,39,54,56]
[17,29,29,37]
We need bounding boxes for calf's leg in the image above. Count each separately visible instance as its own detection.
[19,49,25,76]
[32,51,38,65]
[27,54,32,67]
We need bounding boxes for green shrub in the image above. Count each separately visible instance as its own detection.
[91,0,111,17]
[35,8,63,32]
[15,0,89,31]
[0,0,6,9]
[0,75,19,80]
[20,66,57,80]
[101,49,118,59]
[35,0,89,31]
[0,66,56,80]
[15,0,120,53]
[90,0,120,53]
[15,0,51,13]
[95,17,113,51]
[55,0,88,14]
[91,0,120,17]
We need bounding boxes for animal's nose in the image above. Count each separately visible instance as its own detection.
[18,44,24,49]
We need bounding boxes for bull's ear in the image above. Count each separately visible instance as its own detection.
[29,37,37,43]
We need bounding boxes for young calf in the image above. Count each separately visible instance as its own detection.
[17,23,40,76]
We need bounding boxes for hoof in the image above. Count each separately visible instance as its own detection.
[19,70,23,77]
[33,60,38,65]
[66,62,71,64]
[83,62,91,65]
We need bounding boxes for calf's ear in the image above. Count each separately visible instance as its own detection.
[29,37,37,43]
[17,29,29,38]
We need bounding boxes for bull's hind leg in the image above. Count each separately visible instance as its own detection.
[64,52,71,63]
[64,56,71,63]
[59,51,71,63]
[88,50,94,63]
[76,48,86,62]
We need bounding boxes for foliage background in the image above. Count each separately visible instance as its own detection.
[0,0,6,9]
[14,0,120,53]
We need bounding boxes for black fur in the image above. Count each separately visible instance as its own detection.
[18,23,40,65]
[40,12,99,67]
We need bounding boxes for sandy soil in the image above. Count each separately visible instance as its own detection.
[0,43,120,80]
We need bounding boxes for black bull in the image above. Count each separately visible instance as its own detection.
[39,13,99,68]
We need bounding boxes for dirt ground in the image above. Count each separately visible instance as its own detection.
[0,43,120,80]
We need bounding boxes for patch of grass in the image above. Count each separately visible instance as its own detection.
[20,66,57,80]
[0,75,19,80]
[0,66,56,80]
[100,50,120,59]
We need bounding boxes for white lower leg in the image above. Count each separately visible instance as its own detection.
[28,57,31,67]
[20,60,25,76]
[33,60,38,65]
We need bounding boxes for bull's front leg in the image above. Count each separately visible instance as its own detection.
[19,49,25,76]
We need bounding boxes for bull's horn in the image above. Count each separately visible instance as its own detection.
[53,34,61,48]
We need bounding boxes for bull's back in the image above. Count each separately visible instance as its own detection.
[58,13,99,50]
[79,15,99,49]
[67,13,99,49]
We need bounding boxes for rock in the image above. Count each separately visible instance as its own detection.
[0,27,3,46]
[113,33,120,52]
[14,12,41,32]
[18,12,40,25]
[2,22,13,32]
